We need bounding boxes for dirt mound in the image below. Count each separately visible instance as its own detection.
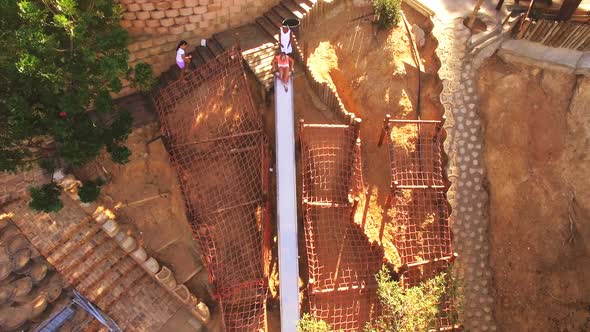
[478,57,590,331]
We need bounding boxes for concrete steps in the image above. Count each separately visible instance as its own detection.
[153,0,316,92]
[256,16,279,40]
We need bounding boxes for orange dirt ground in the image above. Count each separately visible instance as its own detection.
[73,125,217,329]
[300,4,444,267]
[73,124,210,296]
[478,57,590,331]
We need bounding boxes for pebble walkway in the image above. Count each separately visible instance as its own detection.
[432,16,498,332]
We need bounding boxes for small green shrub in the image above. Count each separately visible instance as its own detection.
[364,265,447,332]
[29,183,63,213]
[78,179,104,203]
[373,0,402,29]
[107,144,132,164]
[297,314,331,332]
[131,62,156,92]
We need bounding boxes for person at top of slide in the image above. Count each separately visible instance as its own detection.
[271,52,295,92]
[176,40,192,82]
[279,25,292,55]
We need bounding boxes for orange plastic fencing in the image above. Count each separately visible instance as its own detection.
[301,124,383,331]
[152,47,269,331]
[383,118,457,330]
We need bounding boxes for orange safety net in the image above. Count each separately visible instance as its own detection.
[390,189,452,264]
[301,124,383,331]
[384,118,457,330]
[386,120,445,189]
[152,47,269,331]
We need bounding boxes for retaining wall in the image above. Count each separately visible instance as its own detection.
[117,0,277,96]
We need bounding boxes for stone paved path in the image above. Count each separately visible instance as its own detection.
[431,10,501,332]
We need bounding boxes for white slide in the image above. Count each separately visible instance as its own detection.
[274,74,299,332]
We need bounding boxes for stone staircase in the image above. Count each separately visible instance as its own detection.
[153,36,227,90]
[154,0,316,91]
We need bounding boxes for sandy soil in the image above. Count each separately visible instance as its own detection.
[478,57,590,331]
[301,4,445,268]
[73,124,208,294]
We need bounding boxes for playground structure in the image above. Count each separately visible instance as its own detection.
[379,117,457,329]
[151,1,459,330]
[299,123,383,331]
[153,47,270,331]
[3,0,588,330]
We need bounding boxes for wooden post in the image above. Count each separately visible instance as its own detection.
[304,41,309,66]
[468,0,485,29]
[384,181,398,209]
[384,188,393,209]
[350,197,360,220]
[558,0,583,21]
[378,114,391,147]
[519,0,537,32]
[299,119,305,147]
[353,118,362,141]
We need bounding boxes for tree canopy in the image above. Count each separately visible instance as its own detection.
[0,0,154,172]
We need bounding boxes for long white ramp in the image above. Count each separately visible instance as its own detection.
[274,75,299,332]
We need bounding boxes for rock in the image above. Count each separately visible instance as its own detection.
[412,24,426,48]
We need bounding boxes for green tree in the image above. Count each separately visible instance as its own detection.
[373,0,402,29]
[365,265,448,332]
[107,144,132,164]
[0,0,154,172]
[78,178,104,203]
[29,182,63,212]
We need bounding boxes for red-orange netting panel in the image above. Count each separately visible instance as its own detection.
[301,124,382,331]
[309,289,380,332]
[153,47,268,331]
[301,125,358,205]
[390,189,452,265]
[386,116,457,330]
[217,281,268,331]
[303,205,383,292]
[386,120,445,189]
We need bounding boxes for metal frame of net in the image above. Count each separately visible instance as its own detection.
[380,116,459,330]
[152,47,269,331]
[300,123,383,331]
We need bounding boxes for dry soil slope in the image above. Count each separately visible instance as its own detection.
[478,57,590,331]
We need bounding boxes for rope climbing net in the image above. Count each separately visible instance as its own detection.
[300,123,383,331]
[390,189,453,265]
[381,116,458,330]
[153,47,269,331]
[379,117,446,189]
